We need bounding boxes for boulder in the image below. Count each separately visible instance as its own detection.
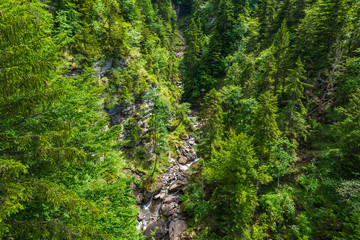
[169,181,185,192]
[154,192,165,200]
[181,148,196,162]
[142,192,153,204]
[155,182,164,192]
[169,220,188,240]
[160,204,171,217]
[164,195,179,203]
[179,156,188,165]
[145,220,167,240]
[136,194,144,205]
[150,200,162,215]
[179,165,188,172]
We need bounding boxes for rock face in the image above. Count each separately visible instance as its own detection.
[135,137,198,239]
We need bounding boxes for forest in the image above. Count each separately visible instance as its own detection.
[1,0,360,239]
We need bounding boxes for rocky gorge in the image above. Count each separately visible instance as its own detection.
[133,135,199,240]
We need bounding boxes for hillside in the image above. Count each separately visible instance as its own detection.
[1,0,360,239]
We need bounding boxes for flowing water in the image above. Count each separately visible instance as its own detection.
[136,149,199,234]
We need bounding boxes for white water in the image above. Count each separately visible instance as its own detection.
[142,194,154,210]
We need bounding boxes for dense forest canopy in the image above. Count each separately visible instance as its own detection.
[1,0,360,239]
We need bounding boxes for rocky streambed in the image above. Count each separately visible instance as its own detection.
[133,136,199,240]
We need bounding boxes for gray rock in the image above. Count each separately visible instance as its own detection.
[145,220,167,240]
[161,204,171,217]
[136,194,144,205]
[181,148,196,162]
[169,220,187,240]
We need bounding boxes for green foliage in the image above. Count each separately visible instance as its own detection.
[146,89,175,175]
[220,85,257,132]
[333,88,360,174]
[295,0,351,73]
[198,89,224,159]
[205,130,258,238]
[252,91,280,159]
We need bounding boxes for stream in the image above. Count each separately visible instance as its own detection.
[135,136,199,240]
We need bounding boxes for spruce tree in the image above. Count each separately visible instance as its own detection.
[205,131,259,238]
[295,0,351,73]
[251,91,279,207]
[182,17,205,101]
[256,0,277,49]
[0,2,140,238]
[282,58,311,140]
[0,1,94,237]
[271,21,290,93]
[198,89,224,160]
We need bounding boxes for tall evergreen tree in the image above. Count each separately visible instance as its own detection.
[182,17,205,101]
[198,89,224,160]
[282,58,311,140]
[271,21,290,93]
[0,1,97,237]
[205,131,259,238]
[251,91,279,205]
[295,0,351,73]
[256,0,277,49]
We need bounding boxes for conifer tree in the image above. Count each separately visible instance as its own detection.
[272,0,307,32]
[252,91,280,163]
[333,88,360,174]
[0,1,99,238]
[257,0,277,49]
[0,2,141,238]
[251,91,279,205]
[147,89,174,176]
[198,89,224,160]
[282,58,311,140]
[295,0,351,73]
[182,17,205,101]
[205,131,259,238]
[232,0,249,16]
[271,21,290,93]
[205,0,235,78]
